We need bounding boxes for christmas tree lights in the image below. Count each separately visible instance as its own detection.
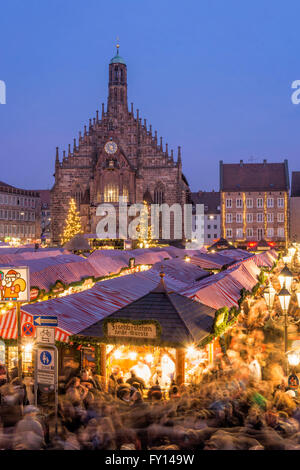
[60,198,83,245]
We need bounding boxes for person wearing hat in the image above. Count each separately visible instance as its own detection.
[13,405,45,450]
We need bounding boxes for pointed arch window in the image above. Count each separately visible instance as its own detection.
[74,187,82,207]
[154,184,164,204]
[114,66,119,81]
[121,187,129,203]
[104,184,119,202]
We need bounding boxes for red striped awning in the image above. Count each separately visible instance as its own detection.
[0,307,69,342]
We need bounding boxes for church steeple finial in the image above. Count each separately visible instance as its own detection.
[116,36,120,55]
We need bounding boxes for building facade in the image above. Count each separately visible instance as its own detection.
[51,46,189,245]
[38,190,51,242]
[220,160,289,248]
[191,191,221,246]
[0,181,41,242]
[290,171,300,243]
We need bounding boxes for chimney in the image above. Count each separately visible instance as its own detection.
[263,159,267,166]
[240,159,243,167]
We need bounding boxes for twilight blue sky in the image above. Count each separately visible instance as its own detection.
[1,0,300,192]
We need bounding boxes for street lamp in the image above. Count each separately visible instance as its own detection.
[287,350,300,368]
[278,264,293,291]
[263,282,276,314]
[278,284,291,353]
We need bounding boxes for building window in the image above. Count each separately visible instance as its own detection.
[246,228,253,238]
[154,184,164,204]
[257,228,264,240]
[267,213,274,223]
[246,213,253,223]
[267,228,274,238]
[226,228,232,238]
[236,228,243,239]
[236,213,243,223]
[257,213,264,223]
[257,198,263,208]
[226,213,232,223]
[121,187,129,203]
[277,227,285,237]
[225,198,232,208]
[277,198,284,208]
[236,198,243,208]
[267,198,274,208]
[207,234,211,239]
[277,213,284,222]
[104,184,119,202]
[246,198,253,208]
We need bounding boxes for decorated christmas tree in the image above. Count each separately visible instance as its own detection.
[137,201,157,248]
[60,198,83,245]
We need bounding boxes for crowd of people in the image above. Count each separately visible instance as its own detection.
[1,272,300,450]
[1,320,300,450]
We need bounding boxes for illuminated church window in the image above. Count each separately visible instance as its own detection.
[104,184,119,202]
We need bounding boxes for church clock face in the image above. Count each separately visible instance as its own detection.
[104,141,118,154]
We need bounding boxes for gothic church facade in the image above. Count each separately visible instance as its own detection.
[51,46,190,244]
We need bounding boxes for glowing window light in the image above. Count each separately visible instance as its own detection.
[114,349,122,359]
[128,351,137,361]
[288,351,300,367]
[145,354,153,363]
[186,345,196,358]
[23,342,33,353]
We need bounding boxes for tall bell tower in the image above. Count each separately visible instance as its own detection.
[107,41,128,116]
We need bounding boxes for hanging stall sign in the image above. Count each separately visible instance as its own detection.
[0,340,5,364]
[106,320,158,339]
[288,373,299,390]
[30,287,40,301]
[0,266,30,302]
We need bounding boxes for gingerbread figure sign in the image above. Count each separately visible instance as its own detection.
[0,267,30,303]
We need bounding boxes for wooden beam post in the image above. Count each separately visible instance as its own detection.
[99,343,107,390]
[176,348,185,385]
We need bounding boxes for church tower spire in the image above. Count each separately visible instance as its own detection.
[107,39,128,115]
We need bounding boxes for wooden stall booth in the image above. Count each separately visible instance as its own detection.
[73,273,217,392]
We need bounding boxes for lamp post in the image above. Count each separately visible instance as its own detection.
[278,284,292,354]
[263,281,276,314]
[278,264,293,291]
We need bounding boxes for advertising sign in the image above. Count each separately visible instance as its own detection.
[0,267,30,302]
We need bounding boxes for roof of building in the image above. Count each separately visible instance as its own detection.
[37,189,51,206]
[220,160,289,192]
[0,181,40,197]
[291,172,300,197]
[77,274,216,347]
[191,191,220,214]
[110,47,126,65]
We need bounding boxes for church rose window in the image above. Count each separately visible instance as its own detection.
[104,184,119,202]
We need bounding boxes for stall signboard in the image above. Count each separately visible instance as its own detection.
[106,320,158,339]
[0,266,30,302]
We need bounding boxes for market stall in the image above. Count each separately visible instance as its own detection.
[73,272,217,389]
